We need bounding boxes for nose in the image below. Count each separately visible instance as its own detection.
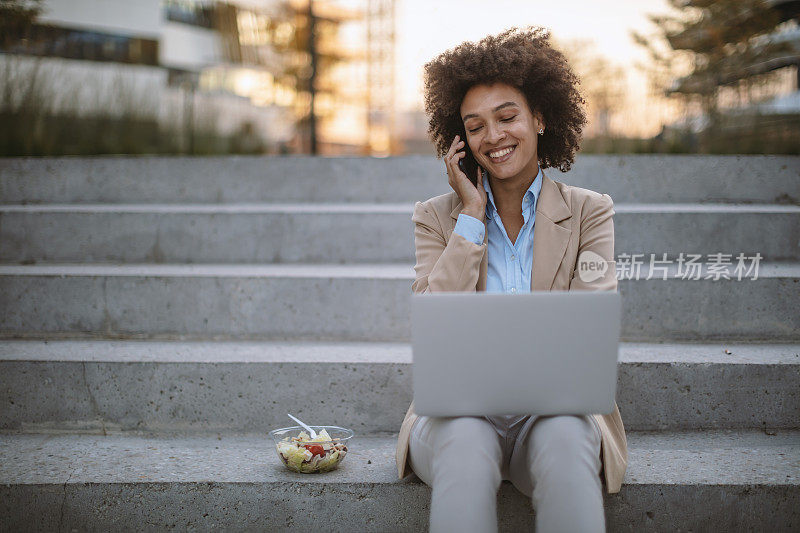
[484,121,505,145]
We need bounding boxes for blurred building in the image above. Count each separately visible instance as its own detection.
[0,0,396,154]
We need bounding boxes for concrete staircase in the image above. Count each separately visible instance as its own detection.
[1,155,798,532]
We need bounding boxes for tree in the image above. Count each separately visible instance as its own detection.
[631,0,797,140]
[558,38,628,141]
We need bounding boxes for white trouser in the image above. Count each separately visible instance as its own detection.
[408,414,604,533]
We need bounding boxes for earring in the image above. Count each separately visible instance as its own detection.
[538,128,544,135]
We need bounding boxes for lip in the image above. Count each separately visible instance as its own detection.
[486,145,516,163]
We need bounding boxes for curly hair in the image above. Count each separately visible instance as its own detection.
[423,26,587,172]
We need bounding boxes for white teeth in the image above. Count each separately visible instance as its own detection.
[489,146,514,158]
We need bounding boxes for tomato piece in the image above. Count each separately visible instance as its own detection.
[304,444,325,457]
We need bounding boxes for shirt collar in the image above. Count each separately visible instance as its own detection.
[483,165,543,221]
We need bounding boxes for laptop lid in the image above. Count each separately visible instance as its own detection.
[411,291,621,417]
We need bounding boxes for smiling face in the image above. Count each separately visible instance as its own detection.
[460,82,544,185]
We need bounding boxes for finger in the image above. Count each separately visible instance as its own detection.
[446,151,465,177]
[446,137,465,159]
[446,136,459,157]
[446,148,464,167]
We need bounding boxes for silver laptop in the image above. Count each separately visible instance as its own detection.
[411,291,621,417]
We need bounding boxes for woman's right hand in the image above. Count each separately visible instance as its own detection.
[445,135,487,222]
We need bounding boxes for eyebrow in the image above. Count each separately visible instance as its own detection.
[461,101,519,121]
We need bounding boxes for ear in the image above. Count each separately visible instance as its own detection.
[533,110,545,130]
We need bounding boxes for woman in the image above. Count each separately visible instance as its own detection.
[394,27,627,532]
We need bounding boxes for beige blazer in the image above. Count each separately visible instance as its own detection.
[395,169,628,494]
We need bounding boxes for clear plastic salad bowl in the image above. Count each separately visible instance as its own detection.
[269,425,354,473]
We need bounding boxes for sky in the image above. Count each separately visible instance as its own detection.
[392,0,676,135]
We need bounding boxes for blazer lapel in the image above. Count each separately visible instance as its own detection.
[531,172,572,291]
[448,170,571,292]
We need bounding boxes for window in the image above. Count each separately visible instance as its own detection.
[163,0,215,29]
[0,24,159,66]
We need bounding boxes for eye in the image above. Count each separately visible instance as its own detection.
[467,126,482,133]
[501,115,517,122]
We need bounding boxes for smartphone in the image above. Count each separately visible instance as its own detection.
[457,132,483,187]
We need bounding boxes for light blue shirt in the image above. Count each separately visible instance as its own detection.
[452,166,543,293]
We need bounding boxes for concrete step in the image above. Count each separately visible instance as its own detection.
[1,340,797,433]
[1,155,798,204]
[0,430,797,532]
[2,203,798,263]
[1,263,797,341]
